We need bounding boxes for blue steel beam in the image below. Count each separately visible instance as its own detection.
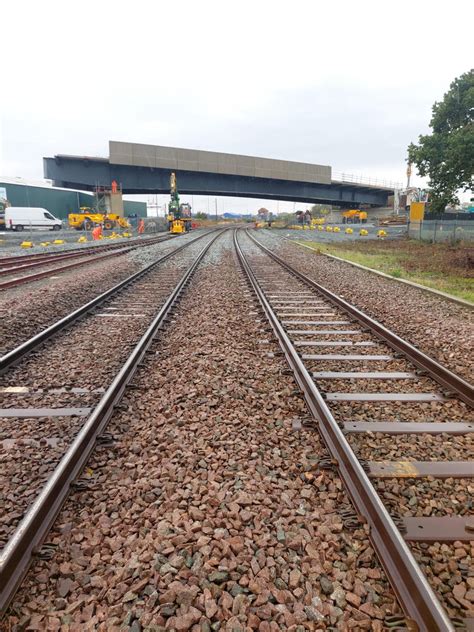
[44,157,391,207]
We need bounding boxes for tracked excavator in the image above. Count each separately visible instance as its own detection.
[167,173,192,234]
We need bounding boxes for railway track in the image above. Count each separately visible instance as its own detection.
[0,234,171,268]
[235,229,474,632]
[1,227,472,629]
[0,233,176,290]
[0,229,224,614]
[1,229,217,372]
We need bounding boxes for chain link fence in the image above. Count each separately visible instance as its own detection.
[409,220,474,243]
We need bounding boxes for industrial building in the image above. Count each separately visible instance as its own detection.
[0,177,146,221]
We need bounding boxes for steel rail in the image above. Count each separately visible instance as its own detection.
[0,234,179,291]
[0,230,223,616]
[245,230,474,408]
[0,229,218,373]
[1,251,102,272]
[0,234,173,267]
[0,247,136,290]
[0,234,175,273]
[234,229,454,632]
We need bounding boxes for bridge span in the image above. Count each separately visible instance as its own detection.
[43,141,395,208]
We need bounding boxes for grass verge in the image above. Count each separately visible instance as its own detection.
[296,239,474,303]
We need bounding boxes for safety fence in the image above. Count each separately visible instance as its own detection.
[332,172,402,190]
[409,220,474,243]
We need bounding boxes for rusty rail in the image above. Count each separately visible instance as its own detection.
[0,247,136,290]
[234,229,456,632]
[0,234,173,268]
[0,235,179,290]
[0,230,224,616]
[0,230,216,373]
[245,230,474,408]
[0,234,175,273]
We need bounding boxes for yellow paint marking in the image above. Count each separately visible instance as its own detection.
[377,461,419,477]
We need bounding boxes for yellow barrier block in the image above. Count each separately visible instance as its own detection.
[333,226,341,233]
[77,236,88,243]
[53,239,65,245]
[377,229,387,238]
[326,226,333,232]
[317,225,324,231]
[40,242,51,246]
[21,241,34,248]
[345,228,353,234]
[359,229,369,236]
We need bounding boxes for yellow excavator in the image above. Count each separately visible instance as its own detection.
[68,207,130,231]
[167,173,192,234]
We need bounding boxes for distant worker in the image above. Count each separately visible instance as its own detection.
[138,218,145,235]
[304,210,312,225]
[111,180,118,194]
[92,224,102,240]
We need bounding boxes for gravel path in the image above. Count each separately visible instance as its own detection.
[3,233,401,631]
[257,231,474,383]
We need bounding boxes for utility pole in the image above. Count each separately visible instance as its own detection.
[215,198,218,222]
[406,163,412,189]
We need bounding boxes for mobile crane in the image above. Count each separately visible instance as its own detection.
[167,173,192,234]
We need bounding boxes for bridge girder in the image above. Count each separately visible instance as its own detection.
[44,156,391,208]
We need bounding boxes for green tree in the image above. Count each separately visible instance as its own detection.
[195,212,208,220]
[408,70,474,213]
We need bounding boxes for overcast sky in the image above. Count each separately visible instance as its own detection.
[1,0,472,213]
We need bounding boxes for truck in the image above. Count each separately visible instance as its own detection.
[5,207,62,231]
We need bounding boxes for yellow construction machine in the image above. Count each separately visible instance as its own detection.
[68,207,130,231]
[167,173,192,234]
[342,209,368,224]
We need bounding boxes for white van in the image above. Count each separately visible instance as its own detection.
[5,207,62,231]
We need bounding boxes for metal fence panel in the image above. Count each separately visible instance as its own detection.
[409,220,474,243]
